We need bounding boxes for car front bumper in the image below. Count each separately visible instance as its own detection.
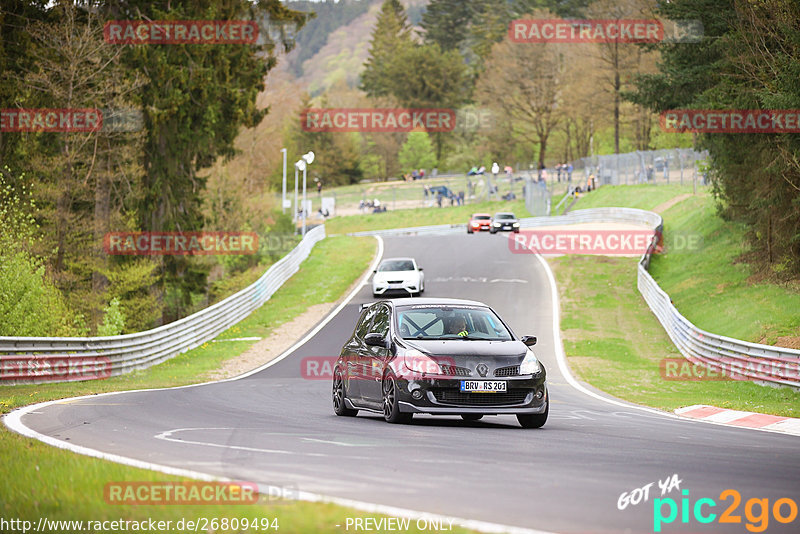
[492,224,520,232]
[373,282,420,296]
[395,373,548,415]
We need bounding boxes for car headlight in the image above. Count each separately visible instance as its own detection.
[403,349,442,376]
[513,222,520,227]
[520,348,542,375]
[493,222,501,226]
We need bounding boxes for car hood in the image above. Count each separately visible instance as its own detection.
[374,271,419,282]
[402,339,528,368]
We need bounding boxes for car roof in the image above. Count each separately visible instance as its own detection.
[493,212,516,216]
[379,257,416,263]
[382,297,489,308]
[471,213,491,217]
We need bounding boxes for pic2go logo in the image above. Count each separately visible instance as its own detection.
[653,489,798,532]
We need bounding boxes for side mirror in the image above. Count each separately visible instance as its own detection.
[365,333,388,348]
[373,269,377,273]
[418,267,423,271]
[522,335,537,347]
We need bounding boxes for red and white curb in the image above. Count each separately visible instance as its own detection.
[676,405,800,436]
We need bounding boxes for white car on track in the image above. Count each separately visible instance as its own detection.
[372,257,424,297]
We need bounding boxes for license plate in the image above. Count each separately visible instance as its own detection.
[460,380,507,393]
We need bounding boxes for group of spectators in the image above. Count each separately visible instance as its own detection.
[423,185,466,207]
[359,198,387,213]
[404,168,438,181]
[553,163,574,182]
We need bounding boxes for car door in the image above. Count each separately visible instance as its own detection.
[345,305,378,402]
[360,303,392,407]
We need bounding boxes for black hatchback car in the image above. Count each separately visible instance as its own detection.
[490,212,520,233]
[332,298,548,428]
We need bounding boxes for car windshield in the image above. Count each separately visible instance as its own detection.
[495,213,515,220]
[395,306,513,341]
[378,260,415,272]
[473,215,491,220]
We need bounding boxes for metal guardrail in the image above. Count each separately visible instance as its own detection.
[637,247,800,389]
[353,207,800,388]
[0,226,326,385]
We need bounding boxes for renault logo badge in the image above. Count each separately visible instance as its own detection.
[476,363,488,377]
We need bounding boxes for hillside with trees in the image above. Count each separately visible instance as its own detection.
[1,0,797,339]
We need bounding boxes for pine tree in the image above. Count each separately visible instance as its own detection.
[360,0,413,99]
[421,0,475,52]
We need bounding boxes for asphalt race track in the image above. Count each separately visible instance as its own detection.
[15,233,800,533]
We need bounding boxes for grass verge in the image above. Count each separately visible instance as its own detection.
[1,236,478,534]
[569,183,697,211]
[550,186,800,417]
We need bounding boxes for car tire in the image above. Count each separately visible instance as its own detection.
[461,414,483,422]
[382,373,412,424]
[517,399,548,428]
[514,229,520,233]
[332,368,358,417]
[490,229,497,234]
[467,228,473,234]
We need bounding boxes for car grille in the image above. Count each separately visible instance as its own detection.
[439,365,471,377]
[387,280,404,284]
[432,390,530,406]
[494,365,520,377]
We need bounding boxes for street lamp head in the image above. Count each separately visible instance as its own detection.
[303,151,315,164]
[295,159,306,171]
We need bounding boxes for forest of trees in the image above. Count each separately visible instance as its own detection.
[0,0,310,336]
[0,0,797,338]
[284,0,798,277]
[282,0,681,189]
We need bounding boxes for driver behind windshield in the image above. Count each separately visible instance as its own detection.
[446,315,469,337]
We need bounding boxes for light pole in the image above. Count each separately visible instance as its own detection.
[300,151,315,236]
[293,160,301,224]
[281,148,287,213]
